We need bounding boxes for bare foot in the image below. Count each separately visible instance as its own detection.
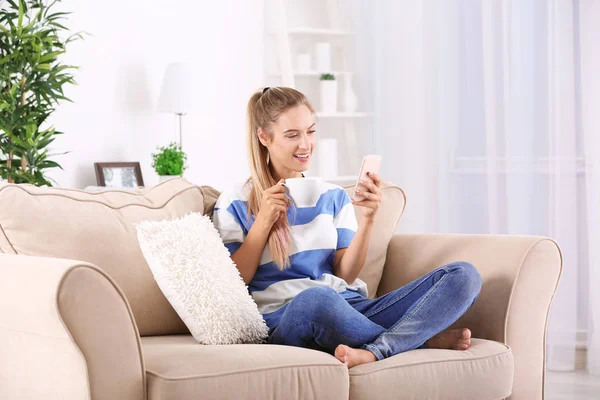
[334,344,377,368]
[426,328,472,350]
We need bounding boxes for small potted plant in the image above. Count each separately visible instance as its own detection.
[319,73,337,113]
[152,142,188,182]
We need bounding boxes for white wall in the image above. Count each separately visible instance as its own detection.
[48,0,265,191]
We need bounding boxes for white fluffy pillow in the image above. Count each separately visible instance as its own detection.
[135,213,269,344]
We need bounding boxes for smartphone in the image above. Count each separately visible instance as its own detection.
[352,155,382,202]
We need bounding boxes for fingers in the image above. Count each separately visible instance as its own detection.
[276,199,289,207]
[269,192,289,201]
[352,186,380,207]
[266,183,287,194]
[352,173,382,215]
[355,172,382,195]
[274,203,288,219]
[269,193,290,208]
[354,188,380,201]
[358,179,381,196]
[268,199,290,210]
[277,204,288,214]
[351,199,377,208]
[367,172,381,186]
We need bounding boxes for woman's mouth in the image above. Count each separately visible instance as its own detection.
[294,153,310,162]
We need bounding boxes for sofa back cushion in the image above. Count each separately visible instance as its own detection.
[0,178,205,336]
[343,182,406,297]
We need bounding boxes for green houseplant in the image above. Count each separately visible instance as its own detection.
[319,73,335,81]
[0,0,84,186]
[151,142,187,179]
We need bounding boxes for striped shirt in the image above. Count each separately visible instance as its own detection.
[212,179,368,330]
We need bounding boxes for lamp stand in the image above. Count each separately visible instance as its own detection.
[176,112,186,150]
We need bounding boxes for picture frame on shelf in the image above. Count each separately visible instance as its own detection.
[94,162,144,189]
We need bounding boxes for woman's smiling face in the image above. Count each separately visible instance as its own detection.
[258,104,316,180]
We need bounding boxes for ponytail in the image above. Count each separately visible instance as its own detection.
[245,87,315,269]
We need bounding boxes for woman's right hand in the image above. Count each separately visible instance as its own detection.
[256,179,289,229]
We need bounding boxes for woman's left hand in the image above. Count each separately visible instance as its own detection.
[351,172,382,219]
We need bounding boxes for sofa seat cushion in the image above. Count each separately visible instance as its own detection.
[349,339,513,400]
[141,335,349,400]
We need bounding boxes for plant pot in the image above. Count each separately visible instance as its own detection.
[320,80,338,113]
[159,175,180,183]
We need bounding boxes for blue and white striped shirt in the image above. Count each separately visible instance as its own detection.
[212,179,368,330]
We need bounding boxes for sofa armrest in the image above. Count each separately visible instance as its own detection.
[378,234,561,400]
[0,254,146,400]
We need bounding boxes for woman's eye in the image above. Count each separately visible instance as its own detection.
[288,134,299,139]
[308,130,316,135]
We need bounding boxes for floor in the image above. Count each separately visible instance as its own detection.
[546,371,600,400]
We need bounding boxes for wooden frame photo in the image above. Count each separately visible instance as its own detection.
[94,162,144,188]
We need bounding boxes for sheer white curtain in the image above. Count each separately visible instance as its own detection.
[352,0,600,374]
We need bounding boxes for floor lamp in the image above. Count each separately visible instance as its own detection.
[157,63,193,149]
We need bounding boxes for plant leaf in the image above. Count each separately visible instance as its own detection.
[0,53,11,65]
[39,50,65,63]
[48,21,68,31]
[46,12,72,21]
[17,0,23,32]
[35,63,51,71]
[38,160,62,169]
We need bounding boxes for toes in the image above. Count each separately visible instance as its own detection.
[453,329,472,350]
[335,345,350,362]
[453,328,471,340]
[454,341,470,350]
[334,345,353,368]
[455,338,471,350]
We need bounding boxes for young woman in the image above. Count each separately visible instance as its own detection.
[213,87,481,368]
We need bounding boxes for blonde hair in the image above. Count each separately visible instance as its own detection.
[246,87,315,270]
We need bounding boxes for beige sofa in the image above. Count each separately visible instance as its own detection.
[0,178,561,400]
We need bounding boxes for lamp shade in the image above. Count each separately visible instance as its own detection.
[157,62,194,114]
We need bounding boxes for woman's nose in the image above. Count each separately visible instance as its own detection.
[299,134,310,149]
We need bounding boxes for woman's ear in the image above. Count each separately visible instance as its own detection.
[257,128,270,147]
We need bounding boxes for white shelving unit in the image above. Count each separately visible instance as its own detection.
[266,0,370,182]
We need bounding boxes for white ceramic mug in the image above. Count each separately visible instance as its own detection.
[284,177,322,208]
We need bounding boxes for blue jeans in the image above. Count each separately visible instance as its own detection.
[267,261,482,360]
